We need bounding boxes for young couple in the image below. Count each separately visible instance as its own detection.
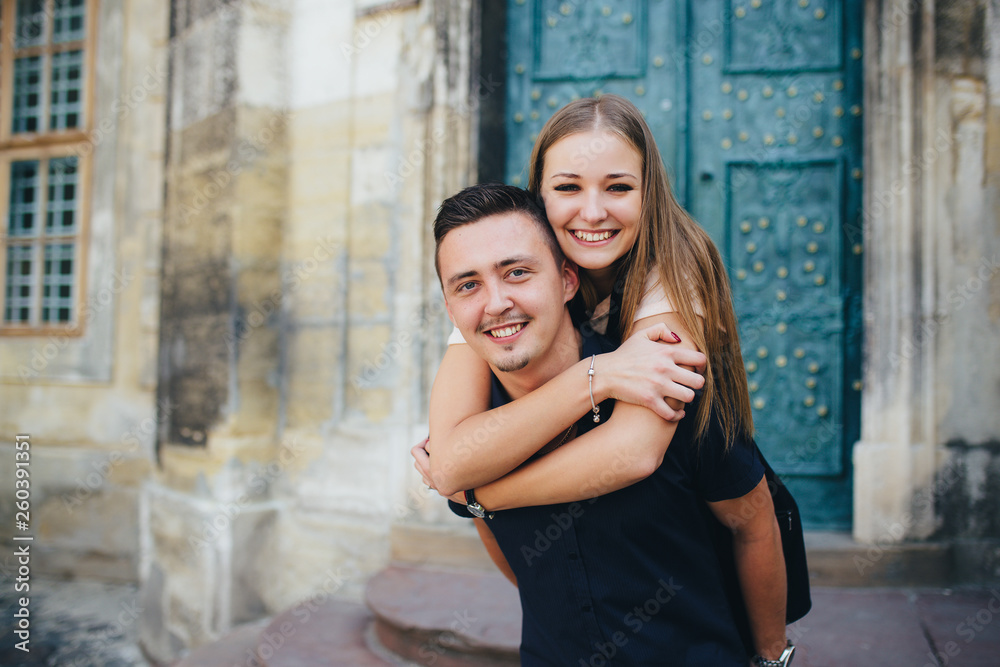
[412,95,796,666]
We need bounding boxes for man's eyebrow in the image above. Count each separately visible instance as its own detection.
[445,269,479,288]
[444,255,538,288]
[496,255,536,269]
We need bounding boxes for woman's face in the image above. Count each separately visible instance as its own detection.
[539,130,643,278]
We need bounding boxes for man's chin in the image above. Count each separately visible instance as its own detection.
[492,352,532,373]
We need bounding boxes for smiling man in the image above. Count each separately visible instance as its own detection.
[429,183,791,666]
[435,186,581,390]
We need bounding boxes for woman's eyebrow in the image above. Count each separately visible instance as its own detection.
[549,171,639,180]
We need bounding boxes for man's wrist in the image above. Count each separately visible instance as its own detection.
[752,641,794,666]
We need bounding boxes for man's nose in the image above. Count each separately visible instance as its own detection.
[484,281,513,316]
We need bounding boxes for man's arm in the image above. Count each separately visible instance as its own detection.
[708,477,788,662]
[474,518,517,587]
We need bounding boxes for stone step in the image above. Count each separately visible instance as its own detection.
[172,600,405,667]
[393,524,964,588]
[173,620,269,667]
[174,528,971,667]
[366,565,520,667]
[260,598,404,667]
[804,531,955,587]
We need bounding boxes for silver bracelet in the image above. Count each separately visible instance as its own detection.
[588,354,600,423]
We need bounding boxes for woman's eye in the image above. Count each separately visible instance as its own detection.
[553,183,579,192]
[608,183,634,192]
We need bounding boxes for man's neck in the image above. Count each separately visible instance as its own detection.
[493,318,582,400]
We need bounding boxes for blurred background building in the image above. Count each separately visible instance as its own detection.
[0,0,997,662]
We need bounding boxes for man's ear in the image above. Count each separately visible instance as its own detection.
[561,260,580,304]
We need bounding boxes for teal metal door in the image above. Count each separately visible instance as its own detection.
[505,0,863,529]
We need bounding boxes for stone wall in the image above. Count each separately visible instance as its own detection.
[854,0,1000,580]
[0,0,168,581]
[139,1,480,661]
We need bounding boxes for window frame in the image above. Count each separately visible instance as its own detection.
[0,0,98,337]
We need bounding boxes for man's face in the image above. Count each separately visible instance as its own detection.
[439,212,579,374]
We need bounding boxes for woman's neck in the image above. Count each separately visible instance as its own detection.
[586,265,616,301]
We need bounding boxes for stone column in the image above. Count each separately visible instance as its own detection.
[855,0,1000,580]
[140,0,290,661]
[853,0,939,544]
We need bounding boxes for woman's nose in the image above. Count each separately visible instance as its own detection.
[580,191,607,224]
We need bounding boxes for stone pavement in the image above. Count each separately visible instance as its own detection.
[787,587,1000,666]
[0,575,148,666]
[3,573,1000,666]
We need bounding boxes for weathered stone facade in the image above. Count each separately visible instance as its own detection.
[0,0,168,580]
[0,0,997,663]
[852,0,1000,576]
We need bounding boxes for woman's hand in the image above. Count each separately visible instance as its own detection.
[411,438,465,503]
[411,438,434,487]
[595,323,706,421]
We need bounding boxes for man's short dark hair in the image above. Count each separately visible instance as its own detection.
[433,183,565,280]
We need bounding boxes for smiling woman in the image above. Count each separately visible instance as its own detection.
[539,130,643,295]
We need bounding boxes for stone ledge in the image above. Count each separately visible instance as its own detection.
[389,523,497,571]
[366,565,519,667]
[172,619,268,667]
[806,531,955,587]
[170,600,403,667]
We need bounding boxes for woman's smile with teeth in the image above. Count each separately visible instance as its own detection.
[573,230,617,242]
[488,323,524,339]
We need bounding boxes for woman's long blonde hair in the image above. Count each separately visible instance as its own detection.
[527,94,753,446]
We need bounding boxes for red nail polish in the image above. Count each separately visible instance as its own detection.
[672,332,681,343]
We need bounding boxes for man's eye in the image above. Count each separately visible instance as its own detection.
[509,269,527,278]
[458,281,477,292]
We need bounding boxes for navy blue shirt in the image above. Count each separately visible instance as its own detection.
[450,334,764,666]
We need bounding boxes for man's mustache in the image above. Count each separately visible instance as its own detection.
[476,314,534,335]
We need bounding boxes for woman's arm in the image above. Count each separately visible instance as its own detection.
[426,322,706,496]
[454,312,702,510]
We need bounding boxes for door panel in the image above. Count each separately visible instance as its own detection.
[504,0,863,529]
[505,0,685,192]
[686,0,863,529]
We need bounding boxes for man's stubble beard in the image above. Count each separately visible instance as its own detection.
[492,347,532,373]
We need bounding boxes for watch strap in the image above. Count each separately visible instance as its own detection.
[464,489,494,519]
[753,642,795,667]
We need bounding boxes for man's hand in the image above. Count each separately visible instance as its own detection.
[596,323,706,421]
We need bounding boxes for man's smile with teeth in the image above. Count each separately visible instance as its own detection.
[487,323,525,339]
[573,230,617,242]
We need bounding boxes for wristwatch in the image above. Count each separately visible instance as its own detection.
[753,642,795,666]
[464,489,494,519]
